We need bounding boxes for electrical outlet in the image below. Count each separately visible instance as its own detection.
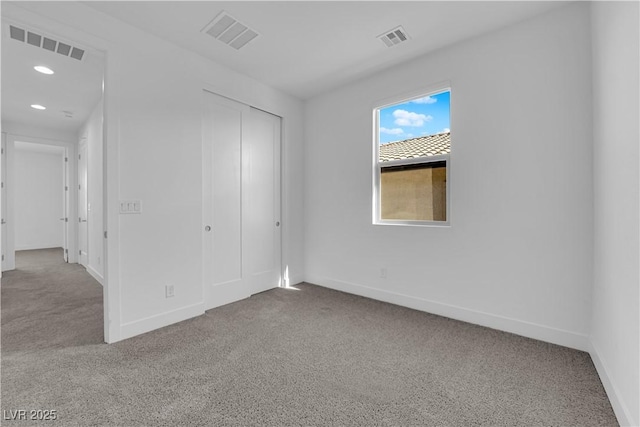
[165,285,175,298]
[380,268,387,279]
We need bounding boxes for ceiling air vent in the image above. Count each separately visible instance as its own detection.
[9,25,25,41]
[8,25,85,60]
[201,11,259,50]
[378,26,410,48]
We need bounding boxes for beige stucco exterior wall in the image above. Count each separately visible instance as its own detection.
[381,165,446,221]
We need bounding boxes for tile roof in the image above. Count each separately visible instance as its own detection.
[379,132,450,162]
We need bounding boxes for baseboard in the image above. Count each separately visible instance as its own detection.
[288,274,305,288]
[86,265,104,286]
[204,281,251,311]
[119,302,205,341]
[15,244,62,251]
[307,277,589,352]
[589,339,636,427]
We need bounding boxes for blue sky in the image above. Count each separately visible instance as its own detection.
[378,90,450,144]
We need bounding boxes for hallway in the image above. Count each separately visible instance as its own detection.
[1,248,103,352]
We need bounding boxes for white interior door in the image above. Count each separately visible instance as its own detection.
[202,92,248,308]
[61,149,69,262]
[202,91,282,310]
[245,107,282,294]
[1,135,7,271]
[78,141,88,267]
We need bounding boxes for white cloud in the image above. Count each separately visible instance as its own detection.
[411,95,437,104]
[380,127,404,135]
[393,109,433,127]
[443,128,450,133]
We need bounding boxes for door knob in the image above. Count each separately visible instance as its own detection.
[275,221,280,227]
[204,225,212,232]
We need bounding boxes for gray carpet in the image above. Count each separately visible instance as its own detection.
[1,249,618,426]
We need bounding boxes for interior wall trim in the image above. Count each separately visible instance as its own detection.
[306,277,589,352]
[119,302,205,342]
[589,339,635,427]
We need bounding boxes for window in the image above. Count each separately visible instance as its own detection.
[374,88,450,225]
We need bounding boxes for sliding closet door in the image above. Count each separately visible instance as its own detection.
[245,107,282,295]
[202,91,282,310]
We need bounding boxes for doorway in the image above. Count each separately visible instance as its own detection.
[1,136,75,271]
[14,141,67,257]
[78,138,88,267]
[1,17,107,340]
[202,91,282,310]
[1,134,7,271]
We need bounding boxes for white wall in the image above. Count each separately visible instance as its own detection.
[79,100,104,283]
[590,2,639,426]
[304,3,594,350]
[3,2,305,342]
[14,145,64,250]
[1,121,77,143]
[111,22,304,339]
[3,2,637,421]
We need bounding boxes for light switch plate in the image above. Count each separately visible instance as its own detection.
[120,200,142,214]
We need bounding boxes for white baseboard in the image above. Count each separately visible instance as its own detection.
[204,281,251,311]
[589,340,636,427]
[288,274,305,288]
[15,244,62,251]
[86,265,104,286]
[120,302,205,341]
[306,276,589,352]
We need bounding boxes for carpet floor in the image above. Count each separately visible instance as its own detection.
[1,249,618,426]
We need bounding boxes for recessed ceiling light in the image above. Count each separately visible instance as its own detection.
[34,65,54,75]
[31,104,46,110]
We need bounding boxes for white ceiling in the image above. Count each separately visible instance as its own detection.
[87,1,569,99]
[15,140,65,155]
[1,19,104,134]
[1,1,569,135]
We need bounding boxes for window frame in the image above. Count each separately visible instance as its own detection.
[373,85,451,227]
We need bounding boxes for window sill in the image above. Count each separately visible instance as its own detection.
[373,220,450,228]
